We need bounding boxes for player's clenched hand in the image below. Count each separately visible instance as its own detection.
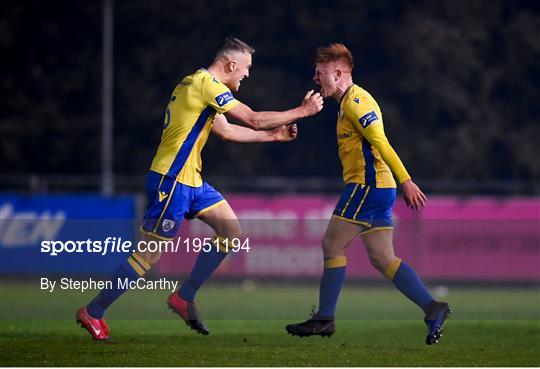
[401,179,427,211]
[300,90,324,117]
[273,124,298,142]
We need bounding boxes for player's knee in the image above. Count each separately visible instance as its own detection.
[215,219,242,239]
[134,249,162,267]
[367,251,394,274]
[321,236,340,258]
[221,221,242,239]
[228,219,242,239]
[145,251,162,266]
[367,253,383,272]
[138,233,168,264]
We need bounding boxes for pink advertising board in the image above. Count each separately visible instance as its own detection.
[158,195,540,282]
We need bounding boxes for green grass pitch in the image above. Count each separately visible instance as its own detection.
[1,281,539,366]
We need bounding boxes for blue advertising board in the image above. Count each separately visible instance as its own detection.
[0,194,136,275]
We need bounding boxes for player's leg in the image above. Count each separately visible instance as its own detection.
[177,200,240,303]
[168,182,238,335]
[287,183,369,337]
[85,233,160,320]
[318,216,361,318]
[361,229,434,311]
[78,172,184,340]
[361,229,451,344]
[286,216,361,337]
[351,186,435,312]
[315,183,372,319]
[77,231,160,340]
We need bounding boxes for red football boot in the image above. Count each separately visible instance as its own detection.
[76,306,110,340]
[167,292,209,335]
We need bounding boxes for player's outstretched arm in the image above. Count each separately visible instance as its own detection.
[212,114,298,143]
[225,90,323,131]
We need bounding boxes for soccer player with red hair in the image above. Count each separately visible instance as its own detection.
[286,43,451,345]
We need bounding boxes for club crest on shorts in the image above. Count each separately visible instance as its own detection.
[162,219,175,232]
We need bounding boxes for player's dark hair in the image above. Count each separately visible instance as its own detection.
[215,37,255,60]
[315,43,354,71]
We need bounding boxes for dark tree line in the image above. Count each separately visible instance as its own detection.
[1,0,539,189]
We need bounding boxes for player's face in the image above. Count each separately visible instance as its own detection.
[228,52,252,92]
[313,63,338,98]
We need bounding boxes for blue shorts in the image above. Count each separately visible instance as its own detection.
[332,183,396,234]
[140,171,225,239]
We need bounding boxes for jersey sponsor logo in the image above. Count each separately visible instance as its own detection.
[215,92,235,107]
[158,191,168,202]
[353,98,360,104]
[359,111,379,128]
[162,219,175,232]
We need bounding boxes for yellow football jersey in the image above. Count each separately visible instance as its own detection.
[337,84,410,188]
[150,69,240,187]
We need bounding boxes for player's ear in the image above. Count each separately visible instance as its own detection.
[335,69,342,81]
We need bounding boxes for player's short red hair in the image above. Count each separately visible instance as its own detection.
[314,43,354,72]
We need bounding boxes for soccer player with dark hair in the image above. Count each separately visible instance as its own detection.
[285,43,451,345]
[76,37,323,340]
